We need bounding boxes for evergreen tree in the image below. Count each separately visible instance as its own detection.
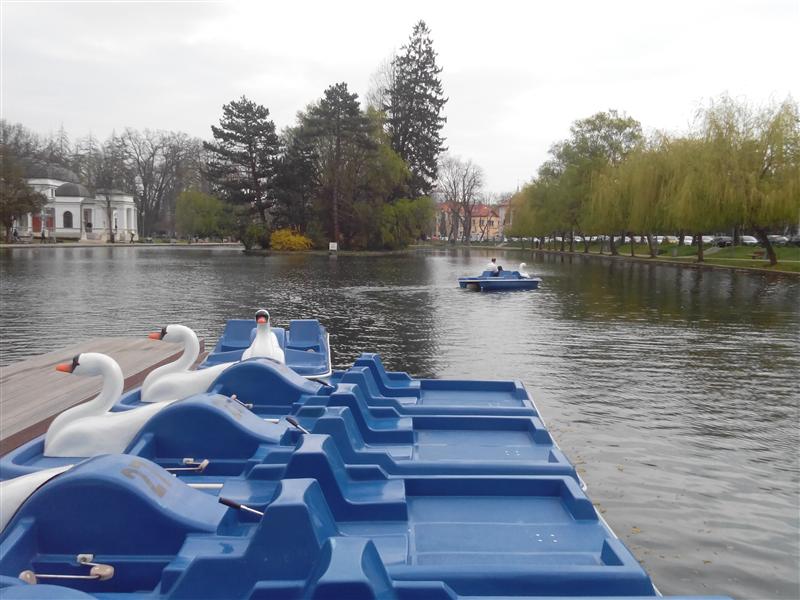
[273,127,319,233]
[302,82,374,243]
[204,96,280,225]
[387,20,448,198]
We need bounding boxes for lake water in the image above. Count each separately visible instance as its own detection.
[1,246,798,599]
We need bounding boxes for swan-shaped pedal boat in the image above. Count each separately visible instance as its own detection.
[202,311,332,378]
[0,356,293,480]
[117,318,283,411]
[139,324,234,404]
[45,354,170,457]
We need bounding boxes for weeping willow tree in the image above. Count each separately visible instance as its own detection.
[587,168,621,253]
[663,137,730,262]
[621,135,674,257]
[700,96,799,265]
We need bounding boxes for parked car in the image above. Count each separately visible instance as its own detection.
[767,235,789,245]
[713,236,733,247]
[788,235,800,247]
[740,235,759,246]
[664,236,679,244]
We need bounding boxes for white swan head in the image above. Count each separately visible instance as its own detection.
[56,352,116,378]
[255,309,271,328]
[519,262,527,270]
[148,324,196,344]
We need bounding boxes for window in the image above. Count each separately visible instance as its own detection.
[63,211,73,229]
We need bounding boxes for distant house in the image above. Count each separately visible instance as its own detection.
[435,202,501,242]
[15,161,138,242]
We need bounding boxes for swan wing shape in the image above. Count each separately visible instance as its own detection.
[0,465,73,531]
[141,362,232,403]
[43,401,168,458]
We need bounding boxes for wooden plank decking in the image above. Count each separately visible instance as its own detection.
[0,337,203,455]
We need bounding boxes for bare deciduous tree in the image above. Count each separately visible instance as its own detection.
[437,154,483,243]
[364,54,396,113]
[121,129,199,235]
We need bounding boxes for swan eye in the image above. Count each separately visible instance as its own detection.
[160,326,167,339]
[71,355,80,370]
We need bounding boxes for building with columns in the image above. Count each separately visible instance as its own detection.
[16,162,138,242]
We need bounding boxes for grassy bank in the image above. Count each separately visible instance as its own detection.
[497,242,800,275]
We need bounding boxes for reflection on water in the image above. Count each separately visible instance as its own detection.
[1,246,798,598]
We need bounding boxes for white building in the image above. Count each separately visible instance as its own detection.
[17,163,138,242]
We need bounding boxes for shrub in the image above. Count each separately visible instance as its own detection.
[241,222,269,251]
[270,228,313,251]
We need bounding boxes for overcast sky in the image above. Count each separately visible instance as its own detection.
[2,0,798,192]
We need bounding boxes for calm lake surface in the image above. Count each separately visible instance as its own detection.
[1,246,798,599]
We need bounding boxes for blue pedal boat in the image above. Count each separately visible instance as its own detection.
[201,318,332,379]
[2,389,577,484]
[0,347,731,599]
[1,454,685,600]
[458,269,541,291]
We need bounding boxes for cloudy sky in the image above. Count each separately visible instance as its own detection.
[2,0,798,192]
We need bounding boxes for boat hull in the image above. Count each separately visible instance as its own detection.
[458,269,542,292]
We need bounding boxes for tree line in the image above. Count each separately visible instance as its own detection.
[0,20,447,249]
[507,96,800,265]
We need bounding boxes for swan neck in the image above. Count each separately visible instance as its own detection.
[94,358,125,412]
[174,329,200,370]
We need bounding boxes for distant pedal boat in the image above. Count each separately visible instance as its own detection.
[458,268,541,291]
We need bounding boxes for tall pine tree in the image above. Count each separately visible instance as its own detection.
[387,20,447,198]
[302,83,374,244]
[204,96,280,225]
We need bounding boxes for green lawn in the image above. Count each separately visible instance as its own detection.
[504,241,800,273]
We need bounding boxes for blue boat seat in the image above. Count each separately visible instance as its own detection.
[337,368,537,417]
[287,319,324,351]
[209,358,324,414]
[303,383,415,443]
[125,394,287,476]
[249,434,408,521]
[216,319,258,351]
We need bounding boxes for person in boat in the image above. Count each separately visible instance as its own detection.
[486,257,503,276]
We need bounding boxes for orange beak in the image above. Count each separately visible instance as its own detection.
[257,316,267,324]
[148,332,162,340]
[55,362,74,373]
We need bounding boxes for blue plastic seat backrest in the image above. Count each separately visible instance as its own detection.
[305,537,395,599]
[127,394,284,459]
[221,319,257,347]
[1,455,225,556]
[289,320,321,346]
[340,367,383,398]
[209,358,322,408]
[355,353,387,376]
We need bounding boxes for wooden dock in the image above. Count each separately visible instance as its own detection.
[0,337,203,455]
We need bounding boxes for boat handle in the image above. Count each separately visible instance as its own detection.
[20,554,114,584]
[285,416,310,434]
[165,458,209,473]
[230,394,253,409]
[218,496,264,517]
